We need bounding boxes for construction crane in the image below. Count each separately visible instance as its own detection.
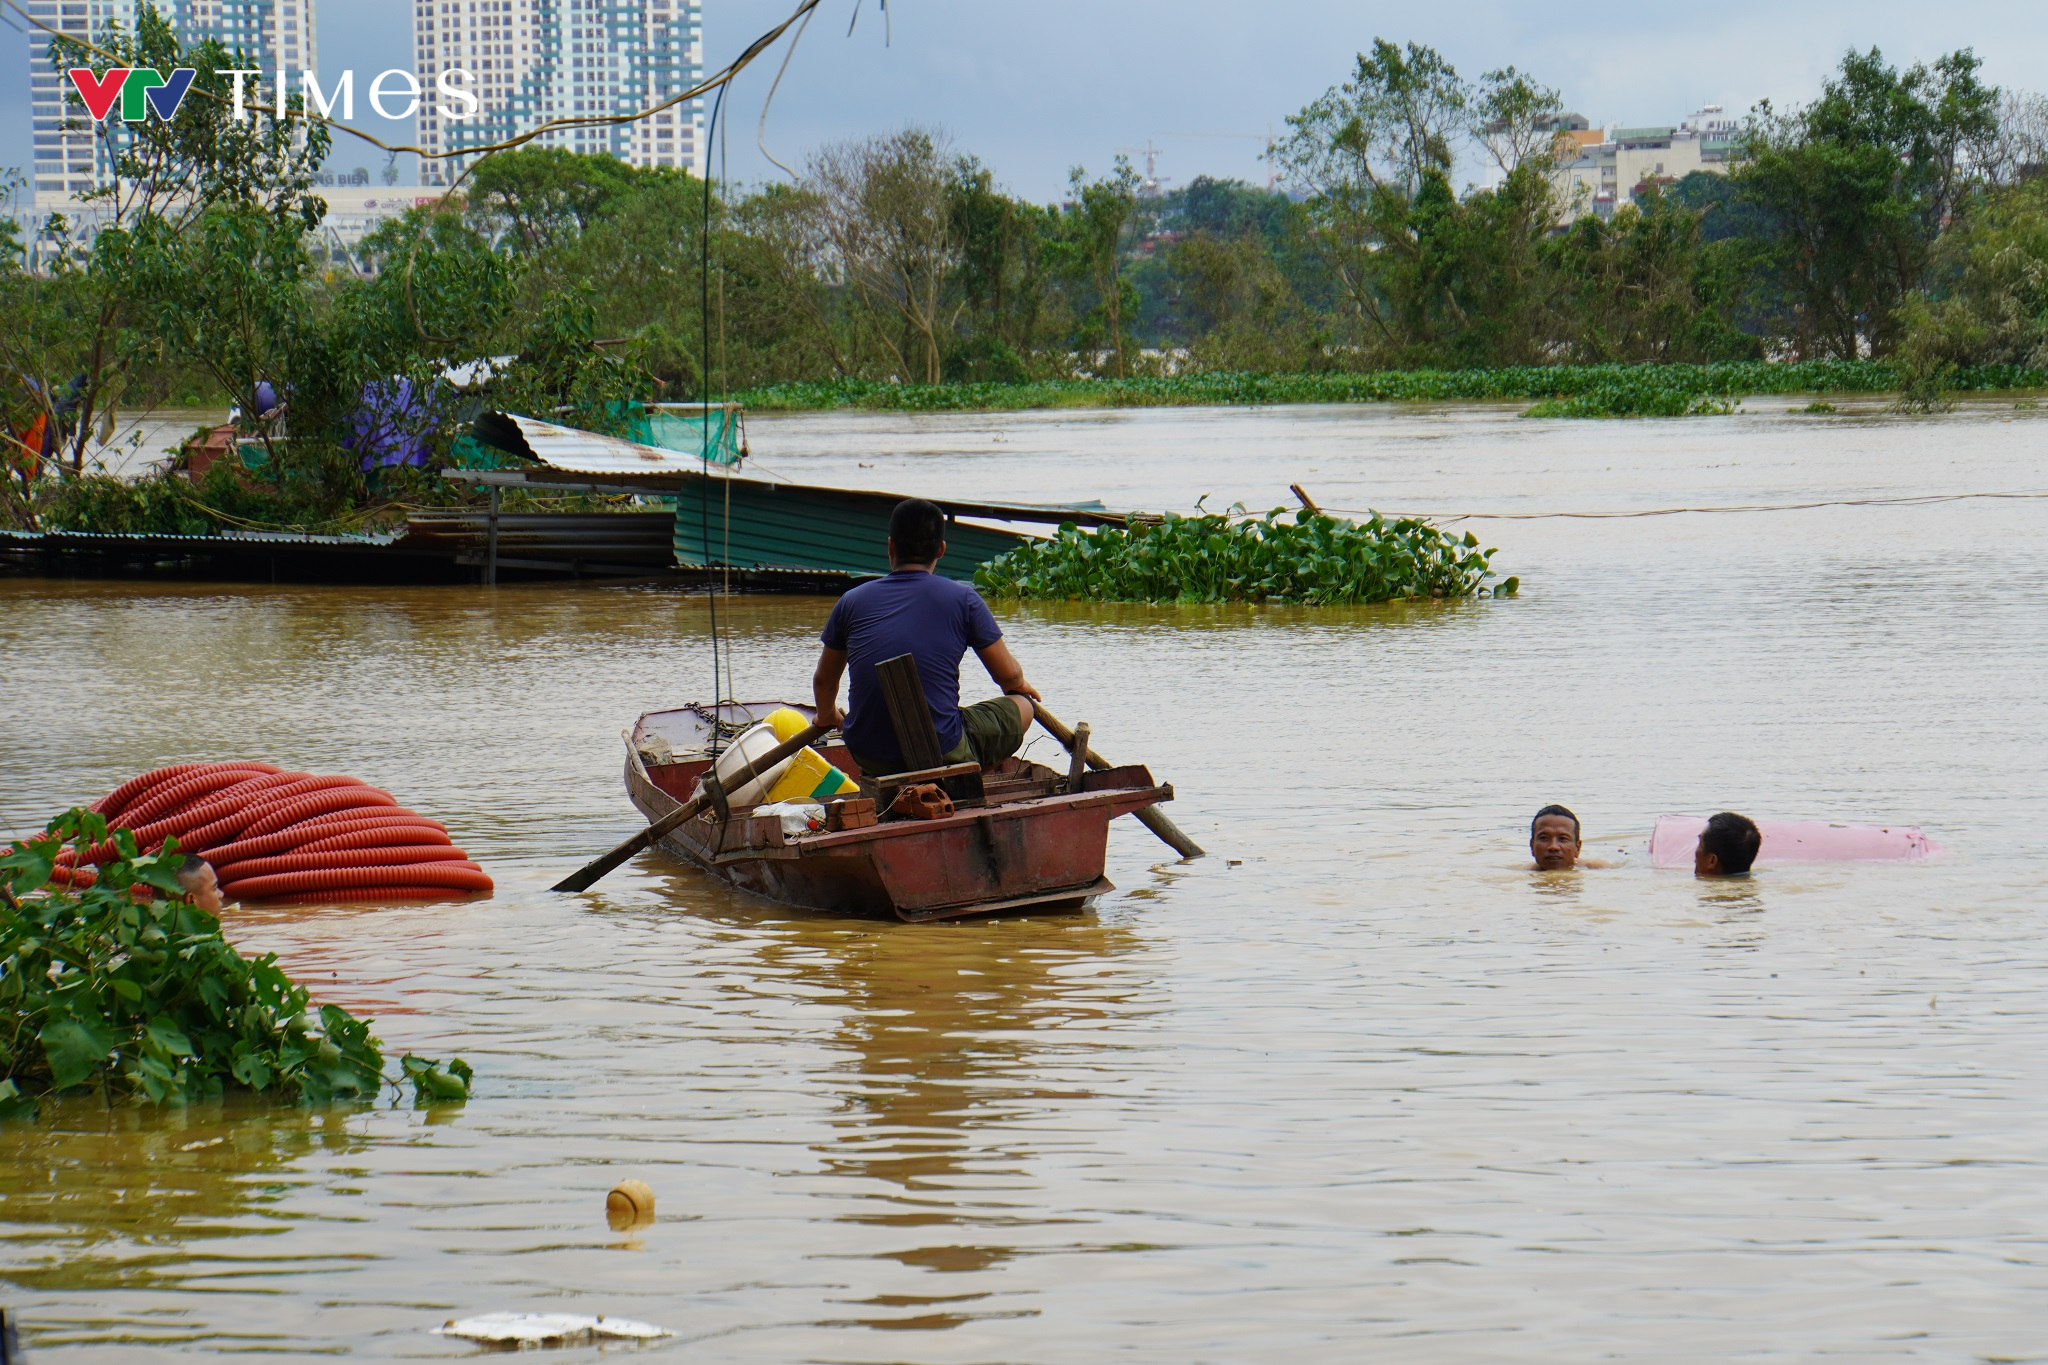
[1156,127,1280,191]
[1114,140,1167,196]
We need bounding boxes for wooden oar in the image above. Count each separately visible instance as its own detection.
[1034,705,1206,859]
[553,723,831,892]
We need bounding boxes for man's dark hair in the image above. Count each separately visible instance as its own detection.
[178,853,209,877]
[889,498,947,565]
[1700,811,1762,873]
[1531,803,1580,838]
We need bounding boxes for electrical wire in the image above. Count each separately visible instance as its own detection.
[699,81,725,754]
[718,97,738,707]
[1309,488,2048,525]
[755,0,817,181]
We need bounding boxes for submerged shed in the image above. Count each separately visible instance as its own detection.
[458,412,1124,587]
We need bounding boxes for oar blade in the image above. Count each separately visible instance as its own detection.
[550,830,651,893]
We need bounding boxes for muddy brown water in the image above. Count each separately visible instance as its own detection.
[2,399,2046,1360]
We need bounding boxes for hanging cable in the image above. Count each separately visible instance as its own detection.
[700,81,726,753]
[756,0,817,181]
[718,94,739,707]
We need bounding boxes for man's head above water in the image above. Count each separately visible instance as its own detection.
[176,854,225,913]
[1695,811,1762,876]
[1530,804,1583,871]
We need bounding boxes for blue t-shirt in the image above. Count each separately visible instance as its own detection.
[821,569,1003,770]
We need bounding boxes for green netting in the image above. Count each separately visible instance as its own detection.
[629,406,743,465]
[446,434,525,470]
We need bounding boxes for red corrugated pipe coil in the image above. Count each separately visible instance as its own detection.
[12,764,491,903]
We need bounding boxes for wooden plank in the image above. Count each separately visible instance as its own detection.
[875,654,946,772]
[870,760,981,787]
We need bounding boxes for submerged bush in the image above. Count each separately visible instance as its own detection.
[974,509,1517,605]
[737,360,2048,414]
[1521,385,1736,418]
[0,810,471,1118]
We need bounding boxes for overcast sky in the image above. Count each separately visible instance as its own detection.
[5,0,2045,205]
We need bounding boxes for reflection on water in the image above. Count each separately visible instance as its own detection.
[3,401,2048,1360]
[803,918,1145,1226]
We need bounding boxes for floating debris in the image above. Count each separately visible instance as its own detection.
[606,1179,656,1230]
[435,1313,671,1348]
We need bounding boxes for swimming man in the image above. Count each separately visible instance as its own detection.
[176,854,227,912]
[1694,811,1762,876]
[1529,804,1610,870]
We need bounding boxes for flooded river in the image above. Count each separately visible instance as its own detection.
[3,400,2046,1360]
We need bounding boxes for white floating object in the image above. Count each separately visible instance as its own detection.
[1649,814,1945,868]
[436,1312,671,1347]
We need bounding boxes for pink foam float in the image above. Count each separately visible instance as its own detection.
[1648,815,1945,869]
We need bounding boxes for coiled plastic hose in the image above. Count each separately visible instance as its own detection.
[227,863,492,900]
[23,764,490,904]
[207,815,449,869]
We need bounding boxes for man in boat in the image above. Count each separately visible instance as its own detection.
[812,498,1042,779]
[1529,804,1610,870]
[1694,811,1762,876]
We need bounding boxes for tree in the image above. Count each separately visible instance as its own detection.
[1060,158,1144,377]
[1541,189,1762,362]
[1275,41,1560,366]
[808,129,966,384]
[1982,90,2048,190]
[947,158,1059,381]
[465,147,649,248]
[1281,39,1468,199]
[1472,66,1566,177]
[1167,230,1313,372]
[1734,47,2000,358]
[12,4,327,476]
[1896,175,2048,370]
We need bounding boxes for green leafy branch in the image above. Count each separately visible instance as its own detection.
[0,809,471,1119]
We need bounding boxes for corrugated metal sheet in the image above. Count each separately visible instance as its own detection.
[672,478,1025,581]
[472,412,1127,527]
[472,412,721,476]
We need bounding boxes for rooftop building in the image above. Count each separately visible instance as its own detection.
[414,0,704,187]
[1556,106,1740,221]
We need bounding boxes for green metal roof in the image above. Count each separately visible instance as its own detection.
[671,477,1028,581]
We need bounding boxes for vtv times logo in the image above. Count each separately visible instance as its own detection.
[66,67,197,121]
[64,66,482,124]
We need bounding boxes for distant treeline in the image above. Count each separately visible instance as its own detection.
[7,17,2048,532]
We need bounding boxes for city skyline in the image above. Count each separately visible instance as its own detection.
[414,0,703,186]
[3,0,2044,204]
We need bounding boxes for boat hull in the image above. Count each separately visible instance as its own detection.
[621,705,1171,921]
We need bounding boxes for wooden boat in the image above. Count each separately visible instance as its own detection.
[622,701,1174,921]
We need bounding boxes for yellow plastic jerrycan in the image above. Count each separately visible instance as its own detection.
[764,746,861,805]
[706,708,816,806]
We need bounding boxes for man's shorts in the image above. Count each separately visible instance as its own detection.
[850,696,1027,777]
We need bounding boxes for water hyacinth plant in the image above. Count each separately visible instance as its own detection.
[974,509,1517,605]
[0,810,471,1118]
[737,361,2047,415]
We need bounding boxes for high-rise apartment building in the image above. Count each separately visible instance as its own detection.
[27,0,316,198]
[413,0,703,186]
